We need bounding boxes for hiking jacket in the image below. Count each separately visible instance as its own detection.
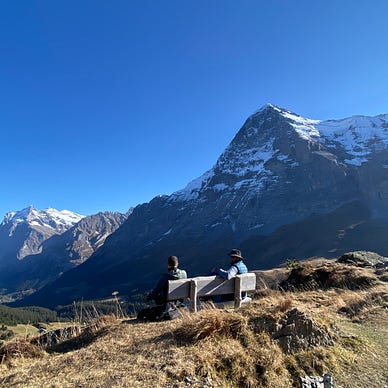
[149,268,187,305]
[214,260,248,280]
[214,260,248,299]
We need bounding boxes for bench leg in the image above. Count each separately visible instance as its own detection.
[190,279,198,312]
[234,276,242,308]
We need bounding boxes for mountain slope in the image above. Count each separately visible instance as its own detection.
[16,104,388,308]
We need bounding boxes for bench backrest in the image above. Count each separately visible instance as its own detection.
[167,273,256,312]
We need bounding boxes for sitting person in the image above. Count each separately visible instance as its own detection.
[210,248,249,302]
[137,255,187,321]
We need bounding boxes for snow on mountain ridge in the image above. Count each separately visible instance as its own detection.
[170,105,388,201]
[317,115,388,166]
[248,105,388,166]
[171,169,214,201]
[2,206,84,230]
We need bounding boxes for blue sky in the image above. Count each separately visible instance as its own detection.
[1,0,388,218]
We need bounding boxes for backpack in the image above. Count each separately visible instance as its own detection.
[137,301,186,322]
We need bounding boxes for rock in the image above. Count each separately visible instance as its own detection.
[338,251,388,268]
[301,373,334,388]
[273,308,334,354]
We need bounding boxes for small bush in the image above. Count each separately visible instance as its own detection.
[286,259,305,270]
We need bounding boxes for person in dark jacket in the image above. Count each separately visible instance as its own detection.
[211,249,249,301]
[137,255,187,321]
[147,255,187,305]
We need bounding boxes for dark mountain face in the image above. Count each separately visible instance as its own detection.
[15,104,388,308]
[0,212,128,294]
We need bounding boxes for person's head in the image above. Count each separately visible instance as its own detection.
[228,249,243,263]
[167,255,179,269]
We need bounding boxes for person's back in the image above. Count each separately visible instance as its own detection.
[231,258,248,276]
[149,256,187,305]
[167,267,187,282]
[137,255,187,321]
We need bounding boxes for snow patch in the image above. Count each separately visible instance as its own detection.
[213,183,229,192]
[163,228,172,236]
[170,169,214,201]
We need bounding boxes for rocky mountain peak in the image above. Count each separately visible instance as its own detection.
[2,206,84,231]
[0,206,85,261]
[172,104,320,203]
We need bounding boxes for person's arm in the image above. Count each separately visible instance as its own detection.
[213,265,238,280]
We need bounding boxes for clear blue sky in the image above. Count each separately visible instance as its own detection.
[1,0,387,218]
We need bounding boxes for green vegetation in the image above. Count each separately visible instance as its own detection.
[0,305,58,326]
[55,293,146,320]
[0,324,14,341]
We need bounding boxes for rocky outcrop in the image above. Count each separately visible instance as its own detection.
[273,308,334,354]
[249,308,335,354]
[338,251,388,268]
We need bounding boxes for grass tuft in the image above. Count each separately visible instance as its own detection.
[175,309,248,342]
[0,339,44,364]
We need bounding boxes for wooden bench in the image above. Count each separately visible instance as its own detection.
[167,273,256,312]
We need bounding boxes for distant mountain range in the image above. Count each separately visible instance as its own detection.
[6,104,388,308]
[0,206,129,295]
[1,206,84,263]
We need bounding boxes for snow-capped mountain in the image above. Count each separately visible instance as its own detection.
[0,211,129,294]
[174,103,388,203]
[2,206,84,233]
[16,104,388,308]
[0,206,84,264]
[169,104,388,236]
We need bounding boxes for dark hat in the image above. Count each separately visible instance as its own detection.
[228,249,243,259]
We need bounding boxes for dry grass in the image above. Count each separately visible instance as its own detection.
[0,339,44,365]
[281,262,378,291]
[175,309,248,342]
[0,264,387,387]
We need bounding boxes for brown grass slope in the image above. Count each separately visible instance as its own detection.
[0,262,387,388]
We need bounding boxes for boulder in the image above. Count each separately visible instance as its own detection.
[273,308,334,354]
[338,251,388,268]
